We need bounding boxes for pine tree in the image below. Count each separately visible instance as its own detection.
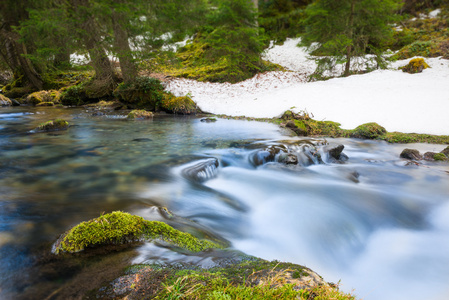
[301,0,403,77]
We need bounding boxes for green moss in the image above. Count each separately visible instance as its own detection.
[114,77,164,110]
[127,109,153,119]
[54,211,224,254]
[61,83,89,106]
[351,122,387,139]
[156,258,354,300]
[35,119,69,132]
[381,132,449,144]
[434,153,447,161]
[161,94,199,114]
[401,57,430,74]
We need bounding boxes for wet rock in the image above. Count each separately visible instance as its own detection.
[400,149,422,160]
[278,153,298,165]
[181,158,219,182]
[423,152,437,161]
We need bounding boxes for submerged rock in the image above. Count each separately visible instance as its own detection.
[400,148,423,160]
[52,211,225,254]
[200,117,217,122]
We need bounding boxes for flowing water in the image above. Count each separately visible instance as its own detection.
[1,106,449,300]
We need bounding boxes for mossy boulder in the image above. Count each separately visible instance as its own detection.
[279,110,345,137]
[423,151,447,161]
[96,257,357,300]
[0,94,12,106]
[161,94,199,115]
[26,90,61,106]
[53,211,225,254]
[351,122,387,139]
[127,109,153,119]
[401,58,430,74]
[34,119,69,132]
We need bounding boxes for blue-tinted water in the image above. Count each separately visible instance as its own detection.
[1,106,449,300]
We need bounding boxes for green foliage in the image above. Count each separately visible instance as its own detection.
[301,0,403,76]
[351,122,387,139]
[54,211,224,254]
[35,119,69,132]
[161,93,199,115]
[61,83,89,106]
[114,77,164,109]
[165,0,278,83]
[259,0,312,44]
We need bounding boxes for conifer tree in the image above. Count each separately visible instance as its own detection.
[301,0,402,77]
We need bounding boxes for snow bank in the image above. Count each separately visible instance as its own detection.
[165,38,449,136]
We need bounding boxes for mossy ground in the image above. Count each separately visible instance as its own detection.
[54,211,225,254]
[390,7,449,60]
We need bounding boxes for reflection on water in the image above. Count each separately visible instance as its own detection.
[0,106,449,300]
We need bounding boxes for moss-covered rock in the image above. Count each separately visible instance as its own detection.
[351,122,387,139]
[127,109,153,119]
[160,94,199,114]
[27,90,62,106]
[401,58,430,74]
[53,211,225,254]
[0,94,12,106]
[279,110,346,137]
[34,119,69,132]
[95,257,356,300]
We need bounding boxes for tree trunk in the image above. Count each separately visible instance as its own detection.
[71,0,115,81]
[112,11,137,84]
[344,0,356,77]
[0,12,43,90]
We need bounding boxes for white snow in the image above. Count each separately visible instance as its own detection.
[165,37,449,136]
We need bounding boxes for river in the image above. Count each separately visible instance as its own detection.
[1,107,448,300]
